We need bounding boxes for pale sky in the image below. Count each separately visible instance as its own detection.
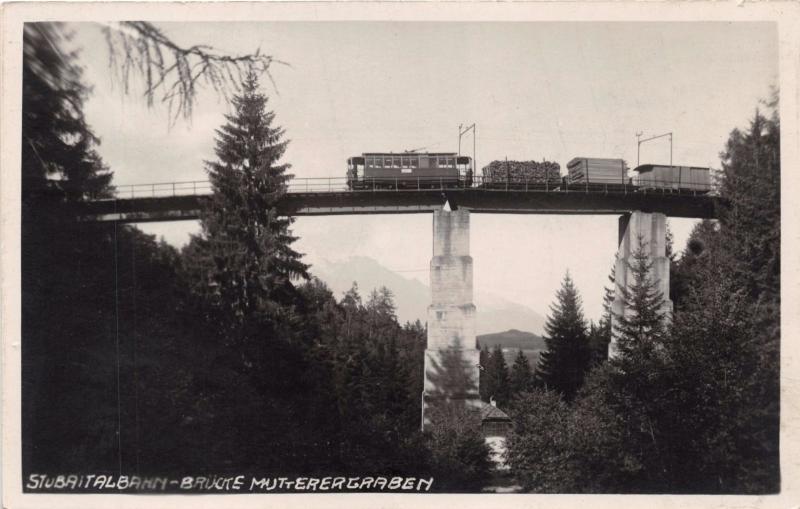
[70,21,777,322]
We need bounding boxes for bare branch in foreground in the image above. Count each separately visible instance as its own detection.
[100,21,289,124]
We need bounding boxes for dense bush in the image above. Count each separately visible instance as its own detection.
[424,403,492,492]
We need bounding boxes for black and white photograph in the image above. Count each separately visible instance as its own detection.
[2,2,799,507]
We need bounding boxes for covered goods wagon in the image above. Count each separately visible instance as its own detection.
[634,164,710,192]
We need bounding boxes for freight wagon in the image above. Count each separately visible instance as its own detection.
[633,164,711,193]
[347,152,473,190]
[480,159,562,190]
[566,157,630,190]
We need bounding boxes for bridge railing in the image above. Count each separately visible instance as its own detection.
[105,175,717,200]
[112,180,214,199]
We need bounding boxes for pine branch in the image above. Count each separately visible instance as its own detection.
[99,21,290,124]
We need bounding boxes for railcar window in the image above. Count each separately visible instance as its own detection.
[401,156,408,167]
[384,157,392,167]
[393,157,400,168]
[410,157,418,168]
[375,157,382,168]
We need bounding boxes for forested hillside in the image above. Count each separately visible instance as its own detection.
[477,329,545,351]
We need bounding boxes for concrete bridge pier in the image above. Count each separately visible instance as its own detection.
[609,211,673,358]
[422,207,482,430]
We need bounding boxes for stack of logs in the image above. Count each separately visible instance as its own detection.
[481,160,561,185]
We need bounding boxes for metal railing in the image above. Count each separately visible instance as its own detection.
[103,175,717,201]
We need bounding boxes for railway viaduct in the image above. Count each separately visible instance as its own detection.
[75,179,721,428]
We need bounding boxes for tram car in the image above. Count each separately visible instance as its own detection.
[347,152,473,190]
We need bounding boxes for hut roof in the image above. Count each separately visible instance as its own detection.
[481,402,511,422]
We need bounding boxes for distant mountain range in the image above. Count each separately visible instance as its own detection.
[309,256,546,336]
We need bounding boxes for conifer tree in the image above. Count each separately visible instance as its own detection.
[589,265,616,364]
[510,350,534,396]
[487,344,511,406]
[601,265,616,327]
[22,23,113,201]
[177,71,317,470]
[535,272,591,401]
[718,104,780,351]
[665,222,675,261]
[587,321,607,366]
[612,237,667,367]
[185,69,308,344]
[664,103,780,491]
[478,345,491,402]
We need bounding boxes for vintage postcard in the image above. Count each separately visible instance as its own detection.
[2,2,799,508]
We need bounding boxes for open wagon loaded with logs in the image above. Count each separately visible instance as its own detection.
[480,159,562,190]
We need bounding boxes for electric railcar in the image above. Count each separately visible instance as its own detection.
[347,153,473,190]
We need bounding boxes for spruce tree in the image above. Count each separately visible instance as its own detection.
[488,344,511,406]
[22,23,113,200]
[510,349,534,396]
[478,344,491,402]
[601,265,616,326]
[535,272,591,401]
[178,71,315,470]
[589,265,616,364]
[665,222,675,261]
[587,321,607,366]
[186,69,308,345]
[612,237,667,367]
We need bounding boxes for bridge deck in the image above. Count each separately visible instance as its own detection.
[79,185,720,222]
